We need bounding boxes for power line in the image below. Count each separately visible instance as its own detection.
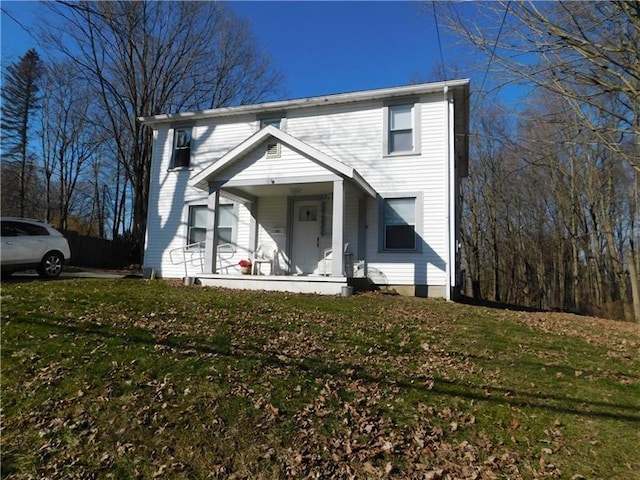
[431,2,447,82]
[1,7,40,44]
[477,1,511,104]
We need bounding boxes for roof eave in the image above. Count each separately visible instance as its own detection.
[139,79,470,127]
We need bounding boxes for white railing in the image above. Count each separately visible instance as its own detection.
[169,242,236,278]
[170,241,206,278]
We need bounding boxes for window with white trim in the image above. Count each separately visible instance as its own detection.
[187,204,235,246]
[172,127,192,168]
[188,205,207,245]
[383,102,420,155]
[217,204,234,245]
[389,105,413,153]
[382,197,417,250]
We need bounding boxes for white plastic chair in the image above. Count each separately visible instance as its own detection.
[252,242,279,275]
[321,243,351,276]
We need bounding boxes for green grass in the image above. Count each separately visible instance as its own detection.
[2,279,639,479]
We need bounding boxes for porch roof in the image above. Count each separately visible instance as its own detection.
[190,125,377,197]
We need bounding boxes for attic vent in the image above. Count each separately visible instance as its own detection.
[266,141,280,158]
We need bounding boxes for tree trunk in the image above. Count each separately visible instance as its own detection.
[629,249,640,323]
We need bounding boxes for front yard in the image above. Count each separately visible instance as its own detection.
[1,279,639,479]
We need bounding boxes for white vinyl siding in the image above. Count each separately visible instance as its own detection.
[221,144,337,184]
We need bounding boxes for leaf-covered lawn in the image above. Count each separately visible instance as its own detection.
[2,279,639,479]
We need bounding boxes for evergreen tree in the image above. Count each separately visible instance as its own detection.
[1,49,44,217]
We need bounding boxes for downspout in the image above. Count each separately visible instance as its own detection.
[445,85,455,301]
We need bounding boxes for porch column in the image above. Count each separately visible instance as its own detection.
[331,179,345,276]
[204,186,220,274]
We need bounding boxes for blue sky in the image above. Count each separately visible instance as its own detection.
[1,0,477,101]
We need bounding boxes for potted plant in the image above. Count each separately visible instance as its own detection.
[238,259,252,275]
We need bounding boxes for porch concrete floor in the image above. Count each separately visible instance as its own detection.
[196,273,349,295]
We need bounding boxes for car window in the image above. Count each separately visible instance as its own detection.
[1,221,17,237]
[2,221,49,236]
[22,223,49,236]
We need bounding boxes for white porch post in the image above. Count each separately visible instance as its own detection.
[204,187,220,274]
[331,179,345,276]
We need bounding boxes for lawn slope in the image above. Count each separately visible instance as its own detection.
[2,279,638,479]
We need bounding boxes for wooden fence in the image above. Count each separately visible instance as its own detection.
[63,231,132,269]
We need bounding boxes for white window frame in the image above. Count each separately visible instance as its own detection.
[383,99,421,156]
[378,193,423,252]
[186,202,237,248]
[217,203,236,247]
[187,205,207,247]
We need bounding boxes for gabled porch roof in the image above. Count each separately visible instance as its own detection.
[190,125,377,198]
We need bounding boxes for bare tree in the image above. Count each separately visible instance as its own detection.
[440,1,640,320]
[439,1,639,171]
[39,1,284,260]
[40,60,100,229]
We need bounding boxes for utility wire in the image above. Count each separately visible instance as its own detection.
[1,7,39,44]
[431,2,447,82]
[477,1,511,105]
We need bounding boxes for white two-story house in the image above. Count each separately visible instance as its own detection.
[139,80,469,297]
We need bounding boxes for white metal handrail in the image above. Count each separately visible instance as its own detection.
[169,242,235,277]
[170,241,206,278]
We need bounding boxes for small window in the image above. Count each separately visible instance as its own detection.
[298,205,318,222]
[260,118,281,129]
[389,105,413,153]
[383,197,416,250]
[172,128,191,168]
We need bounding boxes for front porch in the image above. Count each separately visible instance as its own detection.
[186,124,377,291]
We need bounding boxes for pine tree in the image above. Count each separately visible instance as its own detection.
[1,49,44,217]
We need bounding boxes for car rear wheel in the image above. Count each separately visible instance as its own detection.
[38,252,64,278]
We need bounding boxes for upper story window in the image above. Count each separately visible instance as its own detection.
[171,127,192,168]
[260,118,281,129]
[389,106,413,152]
[384,101,420,156]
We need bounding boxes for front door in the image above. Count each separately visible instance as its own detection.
[291,200,322,274]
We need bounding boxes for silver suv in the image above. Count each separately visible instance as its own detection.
[1,218,72,278]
